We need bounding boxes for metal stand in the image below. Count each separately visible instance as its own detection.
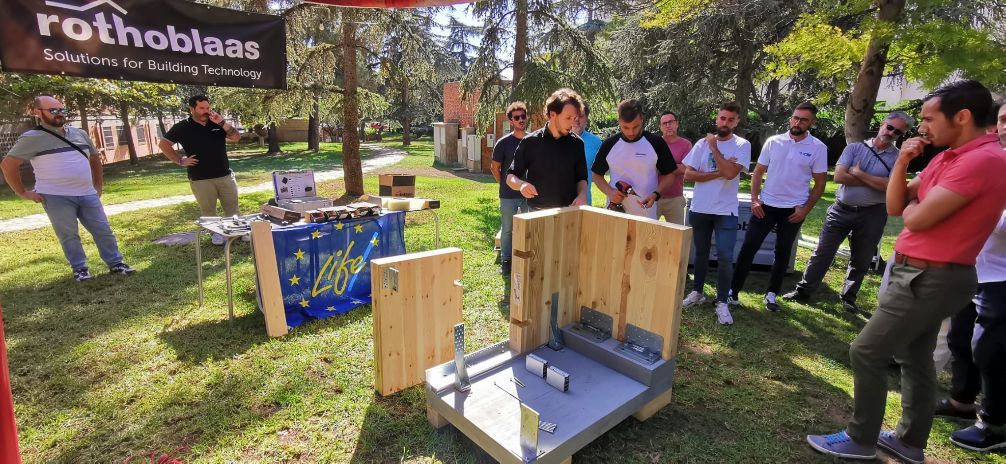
[194,219,250,324]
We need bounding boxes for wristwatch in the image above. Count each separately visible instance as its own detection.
[178,156,187,166]
[652,191,662,201]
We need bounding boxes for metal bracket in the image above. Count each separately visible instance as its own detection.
[538,420,557,434]
[453,323,470,392]
[547,292,564,351]
[616,324,663,365]
[569,306,612,342]
[519,403,540,462]
[381,267,398,292]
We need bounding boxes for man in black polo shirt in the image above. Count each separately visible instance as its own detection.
[159,95,242,244]
[506,88,588,209]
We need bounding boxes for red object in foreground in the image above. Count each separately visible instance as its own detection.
[0,304,20,464]
[304,0,472,7]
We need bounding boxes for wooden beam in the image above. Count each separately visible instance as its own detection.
[251,220,288,337]
[633,388,674,421]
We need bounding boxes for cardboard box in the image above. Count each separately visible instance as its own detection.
[378,174,416,197]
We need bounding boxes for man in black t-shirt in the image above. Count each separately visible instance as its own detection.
[506,88,588,209]
[159,95,242,243]
[491,101,529,275]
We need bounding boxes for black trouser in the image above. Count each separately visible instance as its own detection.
[947,281,1006,426]
[795,202,888,303]
[731,204,803,296]
[948,302,981,405]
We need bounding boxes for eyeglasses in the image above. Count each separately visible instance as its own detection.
[790,115,812,124]
[885,124,905,137]
[511,114,527,121]
[41,108,69,116]
[660,120,677,125]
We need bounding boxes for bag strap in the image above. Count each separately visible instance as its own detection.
[861,142,892,174]
[35,125,90,159]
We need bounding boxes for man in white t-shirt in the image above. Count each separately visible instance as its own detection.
[680,101,752,325]
[591,99,679,219]
[730,102,828,312]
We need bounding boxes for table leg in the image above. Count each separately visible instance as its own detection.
[224,236,238,324]
[196,229,204,307]
[431,210,441,248]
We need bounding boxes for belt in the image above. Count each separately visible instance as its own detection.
[835,200,884,212]
[894,251,952,269]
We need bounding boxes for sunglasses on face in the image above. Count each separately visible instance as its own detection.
[511,114,527,121]
[41,108,69,116]
[885,124,905,137]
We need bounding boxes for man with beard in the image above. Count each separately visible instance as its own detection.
[591,99,679,219]
[1,96,135,281]
[807,80,1006,464]
[491,101,528,276]
[506,88,588,210]
[680,101,751,325]
[730,101,828,312]
[159,95,242,245]
[782,111,914,314]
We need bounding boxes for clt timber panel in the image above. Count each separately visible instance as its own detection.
[371,248,464,396]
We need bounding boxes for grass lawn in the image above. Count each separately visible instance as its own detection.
[0,136,999,463]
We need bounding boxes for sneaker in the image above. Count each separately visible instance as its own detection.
[682,290,707,308]
[714,302,733,325]
[241,234,251,242]
[806,430,876,460]
[726,291,740,306]
[500,260,512,276]
[781,289,810,302]
[764,293,780,312]
[877,430,924,464]
[109,262,136,275]
[73,267,92,282]
[950,420,1006,452]
[841,299,861,314]
[934,398,977,421]
[211,233,225,245]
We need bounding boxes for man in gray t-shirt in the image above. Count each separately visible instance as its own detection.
[783,111,913,313]
[0,96,134,282]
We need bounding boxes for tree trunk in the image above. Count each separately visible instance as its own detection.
[734,34,756,129]
[342,8,364,195]
[844,0,906,144]
[267,122,281,154]
[156,109,167,137]
[118,102,138,165]
[512,0,528,87]
[402,81,411,146]
[77,98,89,136]
[308,89,320,152]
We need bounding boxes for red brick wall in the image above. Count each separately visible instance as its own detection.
[443,81,480,127]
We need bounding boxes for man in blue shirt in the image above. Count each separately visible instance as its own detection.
[574,102,602,206]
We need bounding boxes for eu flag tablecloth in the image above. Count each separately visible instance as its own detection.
[271,212,406,328]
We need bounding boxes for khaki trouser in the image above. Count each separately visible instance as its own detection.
[655,195,686,225]
[846,261,977,448]
[190,173,240,217]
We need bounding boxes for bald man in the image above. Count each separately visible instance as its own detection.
[1,96,135,281]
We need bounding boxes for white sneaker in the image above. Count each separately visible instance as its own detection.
[211,233,225,245]
[715,302,734,325]
[726,291,740,306]
[682,291,707,308]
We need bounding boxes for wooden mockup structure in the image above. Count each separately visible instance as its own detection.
[424,206,692,463]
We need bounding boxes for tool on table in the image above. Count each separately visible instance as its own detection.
[511,376,526,388]
[546,365,570,392]
[538,421,557,434]
[453,323,470,392]
[525,353,548,378]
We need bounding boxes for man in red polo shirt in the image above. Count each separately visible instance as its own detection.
[808,80,1006,463]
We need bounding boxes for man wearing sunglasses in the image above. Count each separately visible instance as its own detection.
[783,111,914,314]
[1,96,135,282]
[491,101,529,276]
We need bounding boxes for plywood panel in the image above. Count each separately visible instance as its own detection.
[372,248,463,396]
[576,208,629,339]
[251,220,289,337]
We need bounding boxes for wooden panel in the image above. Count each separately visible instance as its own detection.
[251,220,289,337]
[509,208,581,353]
[371,248,463,396]
[633,388,674,421]
[576,208,629,340]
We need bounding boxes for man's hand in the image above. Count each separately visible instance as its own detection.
[704,133,718,146]
[570,193,587,207]
[179,154,199,167]
[208,111,225,125]
[751,198,765,218]
[19,191,42,203]
[850,165,864,177]
[640,193,658,208]
[788,205,810,223]
[899,137,931,163]
[519,182,538,199]
[606,188,626,204]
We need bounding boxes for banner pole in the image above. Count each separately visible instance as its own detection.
[0,304,21,464]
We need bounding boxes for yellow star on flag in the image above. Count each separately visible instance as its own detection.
[294,248,305,260]
[371,238,380,246]
[326,306,336,312]
[299,298,310,308]
[354,224,364,233]
[311,230,322,239]
[289,274,300,286]
[335,223,345,230]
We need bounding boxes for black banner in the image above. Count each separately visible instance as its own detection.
[0,0,286,89]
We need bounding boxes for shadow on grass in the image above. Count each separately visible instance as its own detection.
[431,162,497,184]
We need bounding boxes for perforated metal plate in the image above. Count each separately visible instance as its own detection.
[453,323,471,391]
[569,307,612,342]
[616,324,662,364]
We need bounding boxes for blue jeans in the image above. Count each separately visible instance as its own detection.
[41,194,124,271]
[500,197,527,262]
[690,211,738,302]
